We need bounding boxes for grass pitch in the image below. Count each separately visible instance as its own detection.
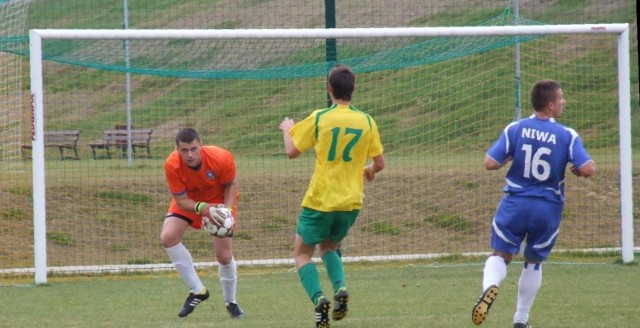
[0,258,637,327]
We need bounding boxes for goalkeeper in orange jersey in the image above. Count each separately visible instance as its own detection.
[160,127,245,319]
[279,64,385,328]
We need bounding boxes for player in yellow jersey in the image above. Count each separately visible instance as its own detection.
[279,64,385,327]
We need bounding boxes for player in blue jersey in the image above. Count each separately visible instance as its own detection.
[471,80,596,328]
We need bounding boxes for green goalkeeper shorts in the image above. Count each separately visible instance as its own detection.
[296,207,359,245]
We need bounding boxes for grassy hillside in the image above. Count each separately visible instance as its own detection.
[20,0,636,154]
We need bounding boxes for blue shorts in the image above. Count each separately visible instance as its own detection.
[490,195,563,262]
[296,207,359,245]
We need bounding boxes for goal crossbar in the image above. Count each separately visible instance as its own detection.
[31,24,629,40]
[28,24,633,284]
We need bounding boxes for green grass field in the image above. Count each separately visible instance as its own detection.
[1,2,638,326]
[1,258,638,327]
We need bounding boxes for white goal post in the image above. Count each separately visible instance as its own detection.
[28,24,633,284]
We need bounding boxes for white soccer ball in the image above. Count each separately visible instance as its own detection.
[202,206,234,237]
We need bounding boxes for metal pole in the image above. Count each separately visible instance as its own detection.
[325,0,336,107]
[514,0,522,120]
[29,31,48,284]
[123,0,133,166]
[617,26,634,263]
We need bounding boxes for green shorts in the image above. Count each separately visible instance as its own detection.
[296,207,359,245]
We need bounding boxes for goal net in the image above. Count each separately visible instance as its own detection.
[13,23,637,283]
[0,0,32,164]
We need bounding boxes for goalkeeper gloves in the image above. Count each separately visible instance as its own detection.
[195,202,233,216]
[194,201,209,215]
[196,202,224,229]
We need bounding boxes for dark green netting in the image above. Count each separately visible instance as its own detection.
[1,9,543,79]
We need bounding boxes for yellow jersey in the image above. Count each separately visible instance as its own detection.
[289,104,383,211]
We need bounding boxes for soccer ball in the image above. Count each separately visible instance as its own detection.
[202,206,234,237]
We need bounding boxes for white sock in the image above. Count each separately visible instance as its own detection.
[165,243,204,293]
[482,255,508,291]
[513,262,542,324]
[219,257,238,303]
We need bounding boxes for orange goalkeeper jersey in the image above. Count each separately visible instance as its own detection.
[165,145,238,221]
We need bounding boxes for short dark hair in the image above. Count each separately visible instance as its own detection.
[175,128,200,146]
[530,80,561,111]
[328,64,355,101]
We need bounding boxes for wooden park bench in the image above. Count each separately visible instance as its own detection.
[21,130,81,161]
[88,128,153,159]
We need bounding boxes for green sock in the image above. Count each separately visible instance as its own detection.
[298,262,323,304]
[322,250,346,294]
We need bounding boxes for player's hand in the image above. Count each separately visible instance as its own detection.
[279,117,295,133]
[569,164,582,177]
[223,206,237,231]
[229,215,237,232]
[363,165,376,182]
[195,202,223,227]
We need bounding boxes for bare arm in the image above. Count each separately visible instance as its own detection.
[484,154,511,171]
[364,154,385,182]
[223,178,239,208]
[279,117,301,159]
[570,160,596,178]
[173,192,200,214]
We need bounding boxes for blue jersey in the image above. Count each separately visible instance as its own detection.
[486,114,592,203]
